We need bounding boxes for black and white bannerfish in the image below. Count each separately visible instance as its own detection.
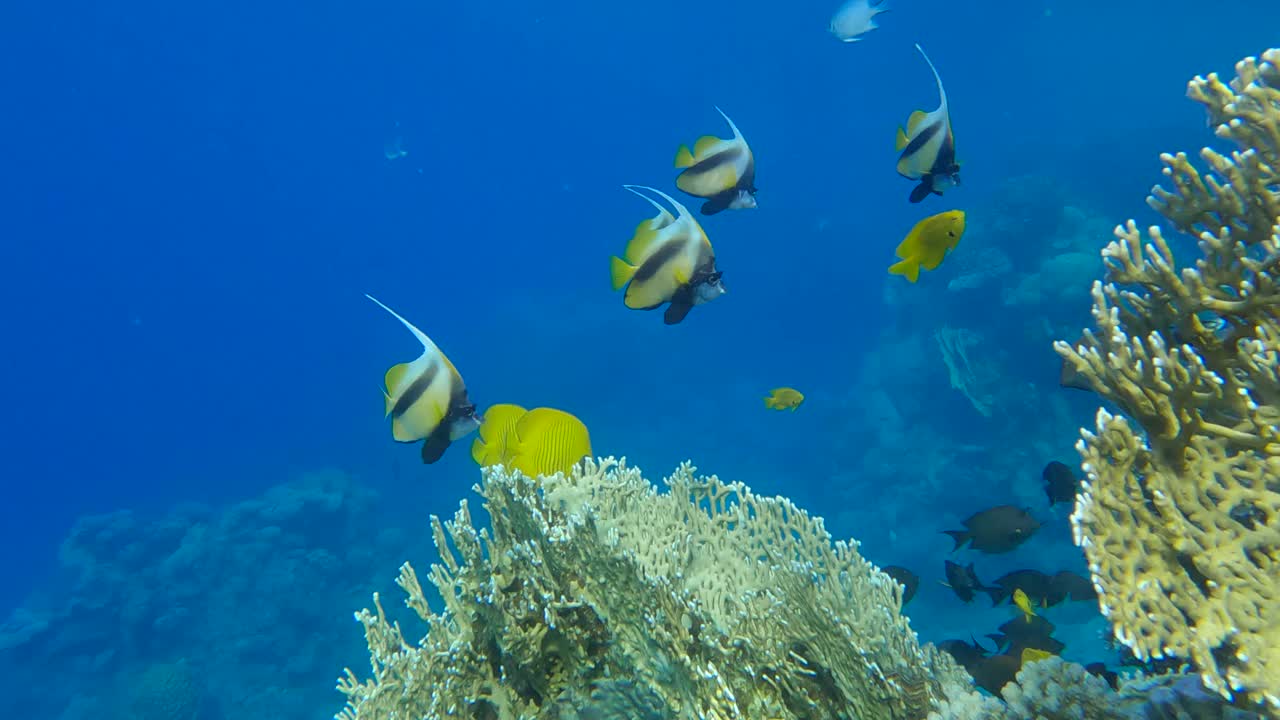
[673,107,757,216]
[895,44,961,203]
[366,294,482,464]
[609,185,727,325]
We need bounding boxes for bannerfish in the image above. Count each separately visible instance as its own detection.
[888,209,965,282]
[764,387,805,411]
[942,505,1040,554]
[1042,460,1080,507]
[470,403,529,467]
[941,560,996,604]
[882,565,919,605]
[367,294,482,464]
[895,44,961,203]
[610,184,727,325]
[674,107,757,216]
[829,0,889,43]
[1013,589,1037,622]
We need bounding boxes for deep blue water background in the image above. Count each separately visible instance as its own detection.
[2,0,1279,702]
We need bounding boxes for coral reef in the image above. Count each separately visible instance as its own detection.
[1054,48,1280,712]
[0,469,415,720]
[336,458,966,720]
[930,656,1266,720]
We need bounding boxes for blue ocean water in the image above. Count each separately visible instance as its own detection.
[2,0,1278,717]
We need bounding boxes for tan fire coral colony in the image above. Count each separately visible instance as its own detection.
[1054,48,1280,711]
[336,458,967,720]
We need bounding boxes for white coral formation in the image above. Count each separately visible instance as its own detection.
[1054,48,1280,713]
[336,458,965,720]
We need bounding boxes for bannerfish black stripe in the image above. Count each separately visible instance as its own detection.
[391,361,440,418]
[632,240,684,285]
[902,121,942,158]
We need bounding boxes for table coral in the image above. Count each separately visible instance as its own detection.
[1054,48,1280,712]
[335,458,966,720]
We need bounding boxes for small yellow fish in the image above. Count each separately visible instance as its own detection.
[1020,647,1053,665]
[1013,588,1037,622]
[764,387,805,411]
[470,403,529,467]
[471,405,592,479]
[888,209,965,282]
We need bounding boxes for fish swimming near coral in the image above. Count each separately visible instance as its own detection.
[470,403,528,467]
[895,44,961,203]
[988,614,1064,657]
[1049,570,1097,603]
[882,565,919,605]
[941,560,996,603]
[888,209,965,282]
[472,405,593,479]
[1013,588,1037,622]
[674,107,758,216]
[764,387,804,411]
[367,294,482,464]
[1042,461,1080,507]
[942,505,1040,554]
[829,0,889,42]
[610,185,727,325]
[988,569,1060,608]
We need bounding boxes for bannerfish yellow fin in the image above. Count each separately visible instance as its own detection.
[692,135,725,159]
[610,256,637,291]
[888,258,920,283]
[675,144,696,168]
[906,109,929,135]
[383,363,413,415]
[895,127,910,151]
[764,396,776,408]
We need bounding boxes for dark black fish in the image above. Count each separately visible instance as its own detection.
[1042,461,1080,507]
[938,638,990,674]
[1059,333,1095,392]
[883,565,919,605]
[1049,570,1097,602]
[988,615,1065,657]
[1084,662,1119,690]
[988,569,1062,607]
[942,505,1041,554]
[969,654,1021,697]
[942,560,997,603]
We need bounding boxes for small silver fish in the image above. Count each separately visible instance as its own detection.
[830,0,889,43]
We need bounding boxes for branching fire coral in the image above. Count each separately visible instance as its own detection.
[1054,48,1280,712]
[335,458,965,720]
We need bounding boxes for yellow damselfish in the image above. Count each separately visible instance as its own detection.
[1013,588,1038,622]
[471,405,592,479]
[888,209,966,283]
[764,387,804,411]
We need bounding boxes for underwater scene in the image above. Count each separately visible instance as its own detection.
[3,0,1280,718]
